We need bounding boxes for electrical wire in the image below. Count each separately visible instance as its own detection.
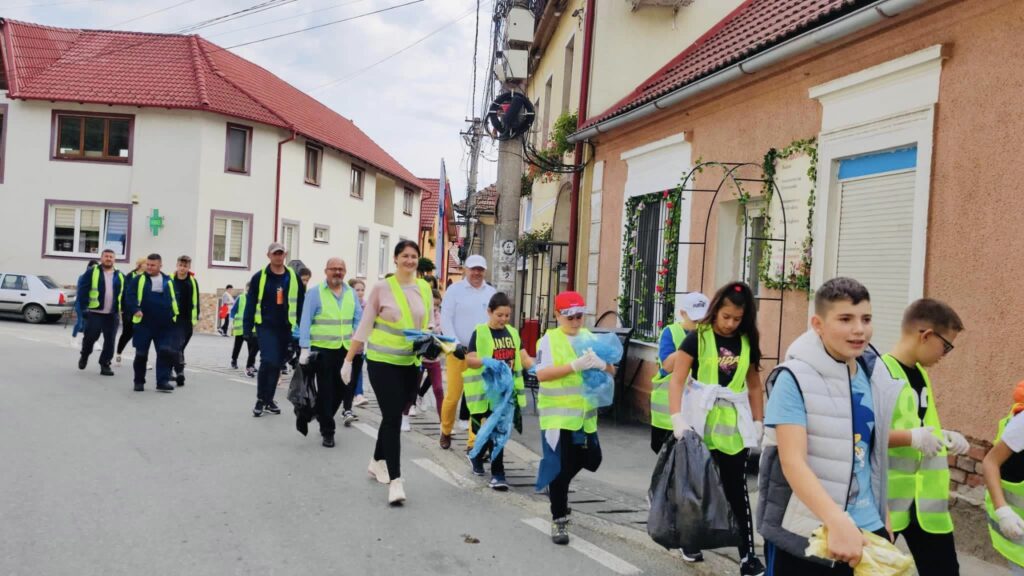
[177,0,298,34]
[205,0,372,38]
[469,0,481,117]
[107,0,198,29]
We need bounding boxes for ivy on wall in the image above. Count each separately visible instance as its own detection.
[756,138,818,292]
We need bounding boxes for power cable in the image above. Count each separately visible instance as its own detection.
[176,0,298,34]
[205,0,371,38]
[469,0,481,116]
[107,0,198,29]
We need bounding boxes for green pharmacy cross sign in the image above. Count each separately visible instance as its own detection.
[149,209,165,236]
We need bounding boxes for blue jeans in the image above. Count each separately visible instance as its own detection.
[256,325,290,403]
[81,311,118,365]
[132,322,175,386]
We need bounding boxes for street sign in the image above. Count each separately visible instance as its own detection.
[501,240,516,256]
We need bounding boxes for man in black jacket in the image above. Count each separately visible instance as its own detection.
[171,255,199,387]
[126,253,180,392]
[77,249,125,376]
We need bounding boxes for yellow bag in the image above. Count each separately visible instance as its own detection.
[805,526,915,576]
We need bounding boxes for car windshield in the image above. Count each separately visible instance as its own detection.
[38,276,60,289]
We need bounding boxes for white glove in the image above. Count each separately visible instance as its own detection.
[942,429,970,456]
[340,360,353,384]
[910,426,943,457]
[584,348,607,372]
[997,506,1024,540]
[570,351,602,372]
[299,349,310,365]
[754,421,765,445]
[671,412,689,440]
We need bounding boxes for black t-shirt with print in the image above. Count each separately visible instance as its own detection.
[469,327,518,371]
[679,330,744,386]
[896,360,929,422]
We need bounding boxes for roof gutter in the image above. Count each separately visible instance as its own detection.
[567,0,929,143]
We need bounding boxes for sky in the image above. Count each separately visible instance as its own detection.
[5,0,500,202]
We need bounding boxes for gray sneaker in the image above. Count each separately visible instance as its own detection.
[550,517,570,545]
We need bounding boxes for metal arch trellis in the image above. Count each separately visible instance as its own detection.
[675,161,790,366]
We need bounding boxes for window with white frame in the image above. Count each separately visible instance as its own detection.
[48,204,129,258]
[378,233,390,278]
[313,224,329,244]
[403,188,414,216]
[356,228,369,276]
[212,215,249,265]
[281,222,299,259]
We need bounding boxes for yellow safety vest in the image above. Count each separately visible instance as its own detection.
[176,274,199,325]
[309,283,356,350]
[650,323,687,431]
[87,266,124,311]
[463,324,526,414]
[365,276,431,367]
[132,275,179,324]
[254,266,298,330]
[697,325,750,455]
[232,294,247,337]
[884,354,953,534]
[537,328,597,433]
[986,412,1024,568]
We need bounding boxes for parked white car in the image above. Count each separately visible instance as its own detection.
[0,273,75,323]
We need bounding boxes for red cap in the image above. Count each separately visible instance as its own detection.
[555,291,586,312]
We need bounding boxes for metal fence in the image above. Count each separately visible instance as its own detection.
[517,241,569,331]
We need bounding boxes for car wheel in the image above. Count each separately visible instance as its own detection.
[23,304,46,324]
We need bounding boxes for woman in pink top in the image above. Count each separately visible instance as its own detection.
[344,240,433,505]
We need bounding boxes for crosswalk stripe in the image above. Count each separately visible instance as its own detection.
[521,517,642,575]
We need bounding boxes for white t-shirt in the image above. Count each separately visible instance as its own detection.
[535,331,579,371]
[1002,412,1024,452]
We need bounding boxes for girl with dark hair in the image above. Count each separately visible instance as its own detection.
[667,281,766,576]
[344,239,432,506]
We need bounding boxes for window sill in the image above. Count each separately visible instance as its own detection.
[52,156,131,165]
[304,180,321,187]
[313,239,329,244]
[210,262,250,270]
[44,252,128,262]
[225,168,250,176]
[350,194,364,200]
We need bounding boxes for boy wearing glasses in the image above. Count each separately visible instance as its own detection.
[535,291,615,545]
[884,298,967,575]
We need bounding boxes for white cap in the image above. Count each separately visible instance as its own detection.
[678,292,710,321]
[465,254,487,269]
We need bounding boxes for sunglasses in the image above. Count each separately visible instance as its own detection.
[561,313,584,321]
[921,329,954,355]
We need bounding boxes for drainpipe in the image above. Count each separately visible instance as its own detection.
[566,0,595,290]
[274,130,297,241]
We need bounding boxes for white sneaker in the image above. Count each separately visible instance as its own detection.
[388,478,406,505]
[408,405,418,417]
[457,419,470,431]
[367,457,390,484]
[415,396,426,413]
[353,395,368,407]
[401,415,411,432]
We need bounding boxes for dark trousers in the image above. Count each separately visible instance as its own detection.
[81,311,118,366]
[697,449,755,561]
[132,322,174,385]
[231,335,259,368]
[341,350,363,412]
[897,505,960,576]
[219,316,230,334]
[549,429,602,519]
[650,426,673,454]
[256,325,290,403]
[116,309,134,355]
[367,359,419,480]
[172,322,193,374]
[766,528,890,575]
[471,412,504,476]
[313,347,362,435]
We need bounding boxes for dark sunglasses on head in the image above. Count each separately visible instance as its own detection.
[921,329,954,355]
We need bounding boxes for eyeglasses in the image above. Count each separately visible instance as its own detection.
[921,329,954,355]
[562,313,584,321]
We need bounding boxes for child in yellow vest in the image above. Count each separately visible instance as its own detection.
[884,298,968,575]
[650,292,708,453]
[983,381,1024,576]
[535,291,615,545]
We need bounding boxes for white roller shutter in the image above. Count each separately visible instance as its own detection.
[835,170,916,352]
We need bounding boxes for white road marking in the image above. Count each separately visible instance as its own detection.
[230,378,255,386]
[521,517,642,575]
[17,336,42,343]
[412,458,466,488]
[353,422,378,439]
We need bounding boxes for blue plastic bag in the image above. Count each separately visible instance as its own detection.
[572,332,623,408]
[468,358,516,460]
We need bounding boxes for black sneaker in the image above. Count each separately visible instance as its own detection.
[133,382,144,392]
[740,556,765,576]
[468,454,485,476]
[245,366,256,378]
[155,381,174,393]
[100,364,114,376]
[322,433,335,448]
[175,373,185,387]
[78,354,88,370]
[489,475,509,491]
[680,550,704,563]
[265,401,281,415]
[230,360,238,369]
[551,517,570,545]
[253,401,264,417]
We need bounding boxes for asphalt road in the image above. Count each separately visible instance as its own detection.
[0,320,689,576]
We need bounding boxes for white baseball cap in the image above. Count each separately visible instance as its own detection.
[678,292,710,321]
[465,254,487,269]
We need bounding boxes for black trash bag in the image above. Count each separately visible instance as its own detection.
[287,357,317,433]
[411,334,444,361]
[647,430,739,552]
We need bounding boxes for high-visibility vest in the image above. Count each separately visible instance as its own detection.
[538,328,597,433]
[463,324,526,414]
[650,323,687,431]
[87,266,124,311]
[232,294,247,336]
[986,412,1024,568]
[884,354,953,534]
[365,276,431,367]
[698,325,751,455]
[309,283,356,350]
[133,274,179,324]
[176,274,199,325]
[254,266,298,330]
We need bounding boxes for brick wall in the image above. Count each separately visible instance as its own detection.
[950,438,993,505]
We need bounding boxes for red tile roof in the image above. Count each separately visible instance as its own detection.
[419,178,440,230]
[583,0,871,130]
[0,19,424,190]
[473,184,498,215]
